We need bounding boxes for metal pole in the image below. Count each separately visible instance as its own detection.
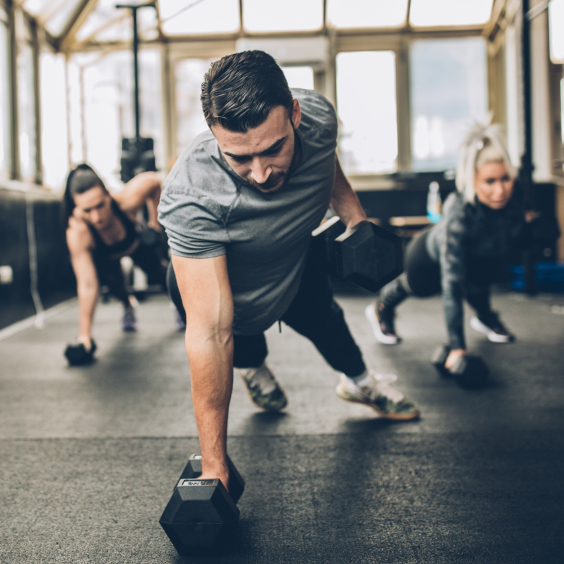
[521,0,537,295]
[132,6,140,141]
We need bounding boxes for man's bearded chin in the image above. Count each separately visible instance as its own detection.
[246,170,287,193]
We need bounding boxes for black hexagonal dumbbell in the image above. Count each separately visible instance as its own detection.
[311,217,403,293]
[431,344,451,377]
[64,340,97,366]
[431,345,489,389]
[159,454,245,554]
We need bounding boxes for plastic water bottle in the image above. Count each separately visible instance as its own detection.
[427,181,442,223]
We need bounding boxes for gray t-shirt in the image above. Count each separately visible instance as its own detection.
[158,88,337,335]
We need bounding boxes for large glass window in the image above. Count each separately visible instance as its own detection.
[410,0,493,27]
[282,66,314,90]
[67,57,84,166]
[0,11,11,176]
[243,0,323,33]
[175,58,215,158]
[17,34,36,180]
[327,0,408,29]
[336,51,398,175]
[68,49,164,189]
[159,0,239,36]
[410,37,488,172]
[40,51,68,189]
[549,0,564,63]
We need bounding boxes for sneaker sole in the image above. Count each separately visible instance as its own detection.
[336,386,419,421]
[364,305,400,345]
[469,317,512,343]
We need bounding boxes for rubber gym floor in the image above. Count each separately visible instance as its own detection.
[0,290,562,564]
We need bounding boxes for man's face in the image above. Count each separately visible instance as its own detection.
[73,186,113,230]
[211,100,301,194]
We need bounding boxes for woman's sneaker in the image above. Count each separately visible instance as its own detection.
[121,306,137,332]
[335,370,419,420]
[365,303,400,344]
[238,363,288,412]
[470,313,515,343]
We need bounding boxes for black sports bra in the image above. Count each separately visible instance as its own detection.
[89,199,139,260]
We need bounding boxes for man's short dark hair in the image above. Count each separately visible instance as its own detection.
[201,50,294,133]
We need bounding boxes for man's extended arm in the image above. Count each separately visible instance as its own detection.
[171,253,234,490]
[330,155,367,229]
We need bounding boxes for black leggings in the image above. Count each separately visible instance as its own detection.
[95,241,167,306]
[167,249,366,376]
[404,230,441,297]
[381,230,494,318]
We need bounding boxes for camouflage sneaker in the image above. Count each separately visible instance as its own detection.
[470,313,515,343]
[121,306,137,332]
[336,371,419,420]
[365,303,400,345]
[238,363,288,412]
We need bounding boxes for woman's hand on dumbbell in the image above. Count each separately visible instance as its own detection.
[445,349,467,370]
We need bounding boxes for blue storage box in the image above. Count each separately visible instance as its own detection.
[510,262,564,292]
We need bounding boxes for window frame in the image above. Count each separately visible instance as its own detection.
[0,1,13,180]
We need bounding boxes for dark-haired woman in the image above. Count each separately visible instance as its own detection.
[64,164,170,356]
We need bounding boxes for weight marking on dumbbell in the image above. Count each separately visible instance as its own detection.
[179,479,215,487]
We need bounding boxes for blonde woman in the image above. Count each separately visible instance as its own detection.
[365,123,529,371]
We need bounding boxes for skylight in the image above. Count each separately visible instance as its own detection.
[410,0,494,27]
[327,0,408,29]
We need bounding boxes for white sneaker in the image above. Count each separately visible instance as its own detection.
[470,316,515,343]
[336,370,419,420]
[365,304,400,345]
[238,363,288,411]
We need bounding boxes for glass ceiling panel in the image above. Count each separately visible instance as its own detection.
[76,0,158,43]
[159,0,239,36]
[243,0,323,33]
[549,0,564,63]
[23,0,60,18]
[327,0,408,29]
[43,0,83,37]
[410,0,493,27]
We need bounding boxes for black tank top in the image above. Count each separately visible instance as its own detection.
[89,199,139,260]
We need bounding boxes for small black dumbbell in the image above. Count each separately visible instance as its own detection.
[431,345,489,389]
[64,340,97,366]
[160,454,245,554]
[450,355,489,389]
[311,217,403,293]
[431,345,451,378]
[176,454,245,504]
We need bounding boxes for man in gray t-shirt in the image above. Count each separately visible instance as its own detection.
[158,50,419,490]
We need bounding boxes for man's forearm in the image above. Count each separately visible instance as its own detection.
[331,157,366,229]
[186,329,234,485]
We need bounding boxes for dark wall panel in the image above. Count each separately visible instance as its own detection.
[0,187,75,330]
